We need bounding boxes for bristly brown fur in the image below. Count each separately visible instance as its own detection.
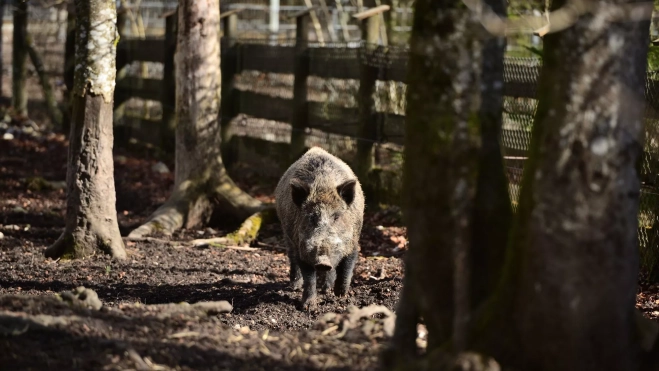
[275,147,365,311]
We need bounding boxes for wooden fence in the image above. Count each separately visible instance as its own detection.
[109,7,548,177]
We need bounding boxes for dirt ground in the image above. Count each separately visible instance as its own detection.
[0,116,409,370]
[2,104,659,370]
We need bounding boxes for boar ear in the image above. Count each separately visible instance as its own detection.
[290,179,310,207]
[337,179,357,205]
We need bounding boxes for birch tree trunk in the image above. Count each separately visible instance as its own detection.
[12,0,27,117]
[45,0,126,260]
[127,0,263,238]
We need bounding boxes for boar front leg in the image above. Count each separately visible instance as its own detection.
[299,261,318,311]
[286,240,303,290]
[318,269,336,294]
[334,248,358,296]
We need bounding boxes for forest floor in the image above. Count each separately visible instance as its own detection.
[0,116,408,370]
[2,109,659,370]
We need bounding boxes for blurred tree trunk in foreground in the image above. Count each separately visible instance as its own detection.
[0,0,5,99]
[46,0,126,260]
[127,0,265,239]
[477,0,651,369]
[385,0,491,363]
[385,0,655,370]
[12,0,27,117]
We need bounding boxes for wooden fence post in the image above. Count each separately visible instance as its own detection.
[289,8,313,163]
[220,9,242,168]
[160,9,178,153]
[353,5,389,182]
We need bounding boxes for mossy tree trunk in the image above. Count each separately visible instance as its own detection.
[128,0,264,239]
[386,0,485,363]
[471,1,652,370]
[45,0,126,260]
[12,0,27,118]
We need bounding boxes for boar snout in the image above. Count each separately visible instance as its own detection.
[314,255,332,271]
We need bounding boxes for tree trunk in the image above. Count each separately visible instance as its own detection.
[26,37,63,129]
[127,0,263,239]
[0,0,5,98]
[12,0,27,118]
[62,0,76,137]
[46,0,126,260]
[473,1,651,370]
[469,0,511,313]
[386,0,483,363]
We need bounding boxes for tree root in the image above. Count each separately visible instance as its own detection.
[46,228,126,260]
[127,186,192,238]
[128,178,267,239]
[192,208,279,248]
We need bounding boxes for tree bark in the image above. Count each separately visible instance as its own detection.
[46,0,126,260]
[12,0,27,118]
[26,37,63,129]
[0,0,5,98]
[386,0,483,363]
[61,0,76,137]
[473,1,651,370]
[128,0,263,239]
[469,0,511,313]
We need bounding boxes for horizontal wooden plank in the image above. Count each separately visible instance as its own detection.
[308,47,408,82]
[239,44,295,74]
[115,76,163,104]
[384,59,408,83]
[238,90,292,123]
[117,38,165,67]
[309,47,361,80]
[307,103,405,144]
[235,92,406,144]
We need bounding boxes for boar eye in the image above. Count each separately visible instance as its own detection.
[332,212,340,221]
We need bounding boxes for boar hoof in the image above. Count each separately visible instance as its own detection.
[334,285,349,297]
[299,296,318,312]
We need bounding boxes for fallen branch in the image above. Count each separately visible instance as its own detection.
[192,208,278,249]
[192,241,260,251]
[123,236,176,245]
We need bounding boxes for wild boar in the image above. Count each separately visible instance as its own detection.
[274,147,365,310]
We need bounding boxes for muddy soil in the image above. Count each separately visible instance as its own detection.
[0,126,407,370]
[2,110,659,370]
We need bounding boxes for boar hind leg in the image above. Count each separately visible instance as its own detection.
[334,249,358,296]
[287,244,303,290]
[299,261,318,311]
